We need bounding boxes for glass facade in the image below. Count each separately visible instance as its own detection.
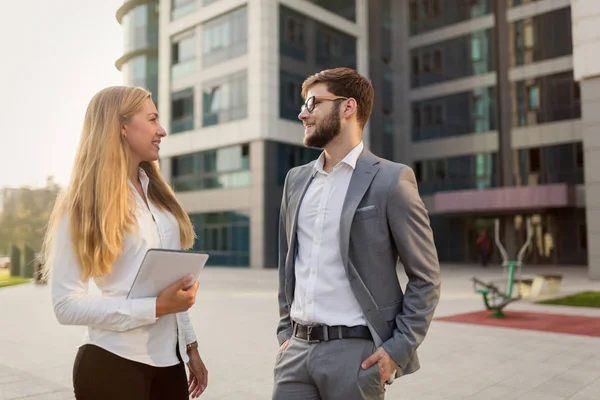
[202,6,247,67]
[307,0,356,21]
[414,152,498,196]
[412,86,496,141]
[279,5,356,68]
[171,88,194,134]
[279,5,357,121]
[509,0,540,7]
[276,143,321,185]
[315,22,357,70]
[280,7,307,62]
[123,3,159,53]
[512,71,581,127]
[171,144,251,191]
[509,7,572,67]
[171,0,197,20]
[409,0,492,36]
[517,143,584,186]
[411,29,495,88]
[171,33,196,79]
[122,54,159,102]
[280,70,305,121]
[203,71,247,127]
[189,211,250,267]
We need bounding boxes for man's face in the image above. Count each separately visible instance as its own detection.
[298,84,345,148]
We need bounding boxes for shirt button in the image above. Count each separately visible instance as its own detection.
[314,238,319,244]
[308,300,313,304]
[311,269,316,274]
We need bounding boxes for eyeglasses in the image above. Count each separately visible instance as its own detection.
[301,95,348,114]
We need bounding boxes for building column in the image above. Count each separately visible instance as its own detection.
[494,0,517,259]
[249,140,266,269]
[572,0,600,279]
[356,0,371,146]
[580,79,600,279]
[392,0,410,165]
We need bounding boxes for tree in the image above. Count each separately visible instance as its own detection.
[0,177,61,256]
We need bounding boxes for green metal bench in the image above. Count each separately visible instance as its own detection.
[472,218,533,318]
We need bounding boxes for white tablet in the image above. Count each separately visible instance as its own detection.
[127,249,209,299]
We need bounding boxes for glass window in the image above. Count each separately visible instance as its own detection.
[172,35,195,64]
[411,29,494,88]
[280,70,305,121]
[202,6,247,67]
[517,143,584,185]
[412,86,496,141]
[410,0,492,36]
[415,152,498,195]
[315,23,357,69]
[306,0,356,21]
[510,7,572,67]
[123,3,159,53]
[512,71,580,127]
[528,85,539,110]
[171,88,194,134]
[171,145,251,192]
[279,7,308,62]
[172,0,197,20]
[203,71,247,127]
[171,34,196,79]
[189,211,250,267]
[276,143,321,185]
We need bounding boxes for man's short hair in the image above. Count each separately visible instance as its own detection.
[301,67,375,129]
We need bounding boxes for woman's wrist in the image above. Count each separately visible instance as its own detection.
[186,341,198,353]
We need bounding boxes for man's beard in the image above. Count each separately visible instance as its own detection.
[304,103,341,148]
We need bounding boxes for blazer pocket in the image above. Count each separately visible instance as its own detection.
[354,205,378,222]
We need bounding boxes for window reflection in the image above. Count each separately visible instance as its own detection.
[509,7,572,67]
[412,86,496,141]
[512,71,580,127]
[414,152,498,195]
[172,145,251,192]
[202,6,247,67]
[203,71,247,127]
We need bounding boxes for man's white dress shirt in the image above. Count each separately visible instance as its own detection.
[50,168,197,366]
[291,141,367,327]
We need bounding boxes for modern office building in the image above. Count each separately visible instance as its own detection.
[116,0,160,102]
[117,0,599,278]
[400,0,600,279]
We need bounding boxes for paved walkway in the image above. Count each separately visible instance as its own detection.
[0,265,599,399]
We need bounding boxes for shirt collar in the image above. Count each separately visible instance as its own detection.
[128,167,151,198]
[314,141,364,173]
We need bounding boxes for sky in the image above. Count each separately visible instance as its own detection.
[0,0,125,188]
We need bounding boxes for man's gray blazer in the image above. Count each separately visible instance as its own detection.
[276,148,441,379]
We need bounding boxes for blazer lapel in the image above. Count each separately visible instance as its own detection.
[339,150,380,273]
[285,164,316,299]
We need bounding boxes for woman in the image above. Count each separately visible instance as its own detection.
[42,86,208,399]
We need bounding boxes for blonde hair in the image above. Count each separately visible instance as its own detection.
[42,86,195,280]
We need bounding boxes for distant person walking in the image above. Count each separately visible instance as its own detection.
[42,86,207,399]
[476,230,491,267]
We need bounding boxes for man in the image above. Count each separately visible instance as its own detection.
[273,67,441,400]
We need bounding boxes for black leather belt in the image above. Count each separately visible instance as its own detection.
[293,322,372,342]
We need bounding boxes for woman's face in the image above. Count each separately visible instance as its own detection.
[122,98,166,164]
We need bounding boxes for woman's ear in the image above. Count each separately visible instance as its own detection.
[121,124,127,139]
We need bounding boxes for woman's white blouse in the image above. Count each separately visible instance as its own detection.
[50,168,197,366]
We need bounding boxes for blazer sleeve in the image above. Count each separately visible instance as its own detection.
[50,217,157,332]
[382,166,441,370]
[276,170,293,346]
